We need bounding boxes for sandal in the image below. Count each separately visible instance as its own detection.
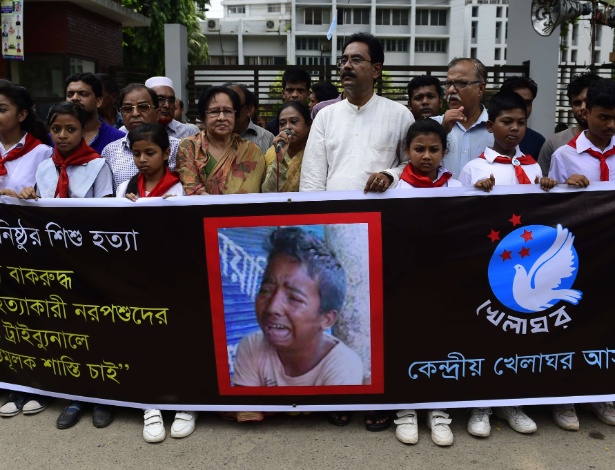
[365,411,392,432]
[0,392,28,417]
[327,411,352,426]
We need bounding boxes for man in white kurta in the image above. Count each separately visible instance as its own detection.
[300,33,413,192]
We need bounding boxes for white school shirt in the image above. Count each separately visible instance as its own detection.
[116,179,185,198]
[548,131,615,183]
[0,134,53,193]
[459,146,543,187]
[35,158,114,198]
[300,93,413,191]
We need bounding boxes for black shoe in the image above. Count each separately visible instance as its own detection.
[92,405,113,428]
[56,402,83,429]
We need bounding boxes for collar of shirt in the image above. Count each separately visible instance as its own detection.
[0,132,27,155]
[344,92,377,113]
[483,146,523,162]
[578,130,615,154]
[244,119,261,136]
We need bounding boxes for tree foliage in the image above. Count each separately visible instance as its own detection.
[122,0,209,74]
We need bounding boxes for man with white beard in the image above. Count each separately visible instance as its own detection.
[432,58,493,178]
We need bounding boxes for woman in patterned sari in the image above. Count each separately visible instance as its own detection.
[176,86,265,195]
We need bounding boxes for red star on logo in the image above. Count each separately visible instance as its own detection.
[519,246,531,258]
[520,229,533,243]
[500,249,512,261]
[487,229,501,243]
[509,214,522,226]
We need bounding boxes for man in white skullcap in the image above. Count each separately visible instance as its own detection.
[143,76,199,139]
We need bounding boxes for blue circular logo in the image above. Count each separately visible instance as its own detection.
[488,224,581,314]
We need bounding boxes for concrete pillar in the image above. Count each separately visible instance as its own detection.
[506,0,560,138]
[325,224,372,383]
[164,24,188,102]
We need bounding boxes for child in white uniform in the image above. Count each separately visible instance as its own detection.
[393,119,458,447]
[0,82,52,197]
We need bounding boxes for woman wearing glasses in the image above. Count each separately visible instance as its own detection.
[175,86,266,195]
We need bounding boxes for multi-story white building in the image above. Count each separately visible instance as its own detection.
[203,0,613,69]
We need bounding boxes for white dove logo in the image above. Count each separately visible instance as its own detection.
[487,222,582,314]
[511,225,582,312]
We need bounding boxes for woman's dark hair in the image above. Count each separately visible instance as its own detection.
[127,123,170,152]
[266,227,346,314]
[277,101,313,127]
[197,86,241,121]
[404,118,448,152]
[0,82,51,145]
[47,101,86,128]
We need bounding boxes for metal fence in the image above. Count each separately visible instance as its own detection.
[186,63,615,129]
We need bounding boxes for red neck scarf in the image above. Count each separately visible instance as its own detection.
[0,133,43,176]
[51,139,101,198]
[137,167,180,197]
[568,133,615,181]
[479,152,536,184]
[400,164,452,188]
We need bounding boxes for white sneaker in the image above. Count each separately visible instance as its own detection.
[394,409,418,444]
[426,410,453,446]
[171,411,197,438]
[467,407,492,437]
[586,402,615,426]
[143,409,166,443]
[551,404,579,431]
[495,406,537,434]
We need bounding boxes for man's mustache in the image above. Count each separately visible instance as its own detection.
[447,94,461,102]
[341,71,356,80]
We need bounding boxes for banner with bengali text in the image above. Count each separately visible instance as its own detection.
[0,184,614,412]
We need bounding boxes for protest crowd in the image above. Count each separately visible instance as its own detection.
[1,31,615,446]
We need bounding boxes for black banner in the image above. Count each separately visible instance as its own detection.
[0,185,613,411]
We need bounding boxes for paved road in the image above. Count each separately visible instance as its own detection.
[1,402,614,469]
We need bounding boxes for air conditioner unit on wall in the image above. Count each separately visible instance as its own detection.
[207,19,220,31]
[266,19,279,32]
[320,43,331,52]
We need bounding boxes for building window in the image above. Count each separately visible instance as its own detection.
[472,6,478,17]
[208,56,239,65]
[246,56,285,65]
[494,48,501,61]
[228,5,245,14]
[471,21,477,42]
[571,50,577,63]
[593,50,600,64]
[495,21,502,43]
[382,39,409,52]
[339,8,369,25]
[414,39,447,53]
[296,38,320,51]
[337,37,344,51]
[596,25,602,46]
[496,6,503,17]
[471,47,477,59]
[297,56,330,66]
[376,9,409,26]
[560,49,567,63]
[267,4,281,13]
[416,9,446,26]
[304,8,330,25]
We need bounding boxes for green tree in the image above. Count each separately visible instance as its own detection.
[122,0,209,74]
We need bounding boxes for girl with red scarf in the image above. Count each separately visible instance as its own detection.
[116,123,184,201]
[0,82,52,197]
[391,118,458,447]
[17,102,113,200]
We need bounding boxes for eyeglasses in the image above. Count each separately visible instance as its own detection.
[205,108,236,118]
[157,96,176,106]
[444,80,483,89]
[336,57,373,68]
[119,103,155,115]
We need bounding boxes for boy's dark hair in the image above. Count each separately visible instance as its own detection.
[404,118,448,152]
[119,84,159,109]
[488,91,528,122]
[64,72,103,98]
[407,75,443,100]
[47,101,87,128]
[127,123,170,153]
[222,82,256,108]
[499,76,538,99]
[281,67,312,91]
[0,81,50,145]
[567,73,603,100]
[343,32,385,67]
[265,227,346,314]
[585,79,615,111]
[197,86,241,121]
[276,101,312,127]
[311,82,339,103]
